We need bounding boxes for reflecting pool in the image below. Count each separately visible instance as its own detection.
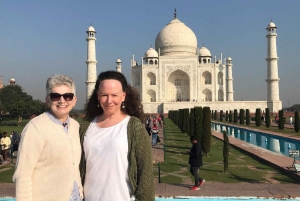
[211,122,300,161]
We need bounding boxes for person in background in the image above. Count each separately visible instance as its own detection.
[80,71,154,201]
[13,74,83,201]
[11,131,20,152]
[146,124,152,137]
[157,116,162,128]
[150,124,158,146]
[146,116,151,128]
[290,116,293,125]
[0,132,11,164]
[187,136,205,191]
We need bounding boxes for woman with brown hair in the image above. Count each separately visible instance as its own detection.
[80,71,154,201]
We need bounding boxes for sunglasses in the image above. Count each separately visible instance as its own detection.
[49,93,74,101]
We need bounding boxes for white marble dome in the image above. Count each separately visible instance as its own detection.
[155,18,197,56]
[116,58,122,63]
[199,46,211,57]
[267,21,276,29]
[144,47,158,58]
[87,26,95,32]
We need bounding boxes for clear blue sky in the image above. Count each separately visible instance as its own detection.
[1,0,299,110]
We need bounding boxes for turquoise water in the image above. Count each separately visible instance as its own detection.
[211,122,300,161]
[1,198,299,201]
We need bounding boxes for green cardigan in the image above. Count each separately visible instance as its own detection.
[79,116,155,201]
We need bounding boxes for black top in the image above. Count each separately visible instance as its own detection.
[188,141,203,167]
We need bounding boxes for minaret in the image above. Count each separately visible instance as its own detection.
[116,58,122,73]
[226,57,234,101]
[266,21,280,102]
[86,25,97,101]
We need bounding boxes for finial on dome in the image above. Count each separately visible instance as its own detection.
[202,43,205,47]
[174,7,177,19]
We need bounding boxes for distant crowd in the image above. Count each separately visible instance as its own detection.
[0,130,20,164]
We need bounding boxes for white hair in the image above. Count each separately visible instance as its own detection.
[46,74,76,97]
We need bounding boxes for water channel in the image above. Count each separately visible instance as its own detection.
[211,122,300,161]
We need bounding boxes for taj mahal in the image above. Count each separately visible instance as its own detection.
[85,12,282,114]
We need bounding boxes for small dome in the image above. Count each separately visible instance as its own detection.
[144,47,158,58]
[199,46,211,57]
[155,18,197,56]
[227,57,232,61]
[116,58,122,63]
[10,78,15,82]
[267,21,276,29]
[87,26,95,32]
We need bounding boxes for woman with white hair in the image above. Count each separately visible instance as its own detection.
[13,74,83,201]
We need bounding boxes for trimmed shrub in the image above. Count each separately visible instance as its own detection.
[278,110,284,130]
[229,111,233,123]
[255,108,261,127]
[194,107,203,142]
[189,108,195,137]
[265,108,270,128]
[225,111,228,122]
[246,109,250,125]
[220,110,223,121]
[182,108,189,133]
[239,109,245,124]
[295,111,299,133]
[202,107,211,156]
[233,109,238,123]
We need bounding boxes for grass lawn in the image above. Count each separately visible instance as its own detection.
[159,118,298,184]
[0,164,15,183]
[0,126,24,134]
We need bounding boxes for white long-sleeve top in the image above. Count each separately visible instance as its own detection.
[0,136,11,150]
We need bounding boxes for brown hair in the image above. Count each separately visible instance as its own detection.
[85,71,144,120]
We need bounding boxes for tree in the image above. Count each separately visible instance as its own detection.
[223,131,229,173]
[294,111,299,133]
[265,108,271,128]
[202,107,211,156]
[189,108,195,137]
[186,109,191,135]
[278,110,284,130]
[220,110,223,121]
[0,85,46,123]
[229,111,233,123]
[225,111,228,122]
[239,109,245,124]
[246,109,250,125]
[255,108,261,127]
[182,108,189,133]
[194,107,203,142]
[233,109,238,123]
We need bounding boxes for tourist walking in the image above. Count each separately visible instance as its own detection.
[13,74,83,201]
[0,132,11,164]
[187,136,205,191]
[290,116,293,125]
[80,71,154,201]
[151,124,159,146]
